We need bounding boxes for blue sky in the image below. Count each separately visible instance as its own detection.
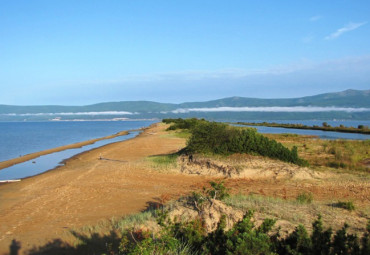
[0,0,369,105]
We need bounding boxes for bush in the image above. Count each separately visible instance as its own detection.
[166,119,309,166]
[334,201,355,211]
[327,161,347,169]
[296,192,313,204]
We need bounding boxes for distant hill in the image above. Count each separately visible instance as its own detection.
[0,89,369,121]
[178,89,370,108]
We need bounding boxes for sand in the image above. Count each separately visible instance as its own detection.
[0,123,209,254]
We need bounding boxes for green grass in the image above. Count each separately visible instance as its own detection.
[112,209,158,232]
[265,134,370,173]
[161,129,191,139]
[172,130,191,139]
[149,154,178,170]
[296,192,314,204]
[223,193,367,235]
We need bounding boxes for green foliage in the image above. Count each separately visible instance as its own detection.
[334,201,355,211]
[327,161,347,169]
[221,211,276,255]
[331,223,360,255]
[311,215,332,255]
[206,181,230,200]
[27,208,370,254]
[163,118,203,131]
[119,227,192,255]
[296,192,313,204]
[274,224,311,254]
[188,181,230,212]
[361,221,370,255]
[164,118,308,166]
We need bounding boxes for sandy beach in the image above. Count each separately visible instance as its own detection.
[0,123,209,254]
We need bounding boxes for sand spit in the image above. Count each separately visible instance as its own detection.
[0,123,211,254]
[0,130,131,171]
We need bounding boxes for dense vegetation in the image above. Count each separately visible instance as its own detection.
[163,118,308,166]
[236,121,370,134]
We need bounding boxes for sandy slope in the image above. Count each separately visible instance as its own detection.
[0,123,209,254]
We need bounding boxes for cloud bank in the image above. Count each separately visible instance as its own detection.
[1,111,134,116]
[170,107,370,114]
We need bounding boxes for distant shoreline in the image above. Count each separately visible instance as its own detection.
[235,121,370,135]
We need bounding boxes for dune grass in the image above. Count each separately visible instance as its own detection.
[265,134,370,172]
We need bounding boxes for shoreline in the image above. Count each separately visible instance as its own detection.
[235,121,370,135]
[0,128,145,171]
[0,122,207,254]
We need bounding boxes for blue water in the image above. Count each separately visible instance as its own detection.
[242,120,370,128]
[0,121,155,180]
[0,131,140,180]
[0,121,155,162]
[234,120,370,140]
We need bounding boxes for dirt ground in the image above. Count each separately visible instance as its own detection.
[0,123,369,254]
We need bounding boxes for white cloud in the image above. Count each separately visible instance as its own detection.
[170,107,370,114]
[325,22,367,40]
[310,15,322,22]
[1,111,134,116]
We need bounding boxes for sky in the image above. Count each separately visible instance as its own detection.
[0,0,369,105]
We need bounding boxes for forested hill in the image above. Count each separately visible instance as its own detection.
[179,89,370,108]
[0,89,369,121]
[1,89,369,114]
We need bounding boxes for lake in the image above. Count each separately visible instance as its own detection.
[234,120,370,140]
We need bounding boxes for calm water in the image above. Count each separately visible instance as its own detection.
[0,121,155,180]
[0,131,140,180]
[0,120,155,162]
[235,120,370,140]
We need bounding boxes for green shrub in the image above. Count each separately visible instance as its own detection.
[296,192,313,204]
[206,181,230,200]
[334,201,355,211]
[327,161,347,169]
[171,119,309,166]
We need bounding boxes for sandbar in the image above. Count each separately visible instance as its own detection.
[0,130,132,171]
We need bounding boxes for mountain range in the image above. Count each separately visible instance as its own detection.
[1,89,369,121]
